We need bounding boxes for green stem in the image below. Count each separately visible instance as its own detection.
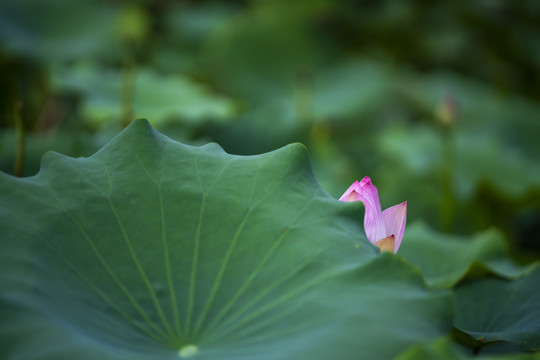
[121,43,136,127]
[294,69,314,125]
[441,123,456,231]
[14,101,25,177]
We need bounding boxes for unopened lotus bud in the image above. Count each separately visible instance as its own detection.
[339,177,407,254]
[435,96,458,127]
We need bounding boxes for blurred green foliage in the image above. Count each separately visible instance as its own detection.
[1,0,539,253]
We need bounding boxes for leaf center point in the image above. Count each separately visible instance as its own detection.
[178,344,199,358]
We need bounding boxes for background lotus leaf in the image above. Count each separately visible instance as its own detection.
[399,222,538,289]
[453,267,540,352]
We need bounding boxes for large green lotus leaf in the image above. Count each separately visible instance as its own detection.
[453,267,540,352]
[0,120,452,359]
[398,222,538,289]
[396,337,539,360]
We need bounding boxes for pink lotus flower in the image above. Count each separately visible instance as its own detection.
[339,177,407,253]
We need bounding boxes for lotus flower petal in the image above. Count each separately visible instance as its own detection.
[339,180,361,202]
[381,202,407,252]
[339,177,385,243]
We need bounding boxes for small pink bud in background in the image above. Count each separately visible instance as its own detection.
[435,95,458,127]
[340,177,407,253]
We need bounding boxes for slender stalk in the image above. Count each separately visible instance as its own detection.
[14,101,25,177]
[441,126,456,231]
[436,96,458,231]
[121,41,136,127]
[294,69,314,125]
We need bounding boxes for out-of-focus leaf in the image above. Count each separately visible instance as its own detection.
[0,120,452,359]
[201,0,332,98]
[163,4,235,45]
[454,134,540,198]
[51,64,237,128]
[0,0,119,61]
[377,124,540,199]
[400,72,540,156]
[398,222,538,289]
[311,60,395,120]
[153,4,236,73]
[453,267,540,352]
[396,337,538,360]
